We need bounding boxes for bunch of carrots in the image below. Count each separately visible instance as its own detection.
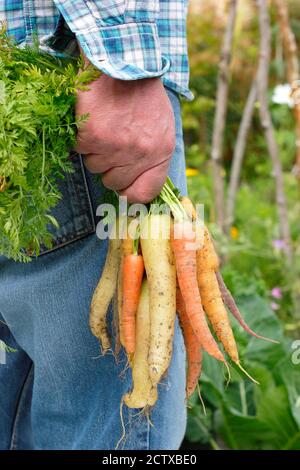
[89,179,277,409]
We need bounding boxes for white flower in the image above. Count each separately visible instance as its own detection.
[272,84,294,108]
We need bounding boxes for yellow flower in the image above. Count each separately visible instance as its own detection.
[186,168,200,177]
[230,226,239,240]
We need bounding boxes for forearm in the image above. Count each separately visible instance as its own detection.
[53,1,169,81]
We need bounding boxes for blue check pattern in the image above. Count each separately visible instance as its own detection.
[0,1,192,99]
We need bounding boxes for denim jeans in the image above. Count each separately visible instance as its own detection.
[0,89,187,450]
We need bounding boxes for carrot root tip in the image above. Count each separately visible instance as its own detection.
[236,362,260,385]
[197,383,207,416]
[115,398,126,450]
[224,362,231,387]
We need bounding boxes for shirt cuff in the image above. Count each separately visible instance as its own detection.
[76,22,170,80]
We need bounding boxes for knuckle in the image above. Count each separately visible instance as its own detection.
[136,138,155,157]
[165,139,176,156]
[136,131,175,159]
[163,133,176,156]
[101,176,117,191]
[84,155,99,173]
[88,123,102,143]
[75,135,85,153]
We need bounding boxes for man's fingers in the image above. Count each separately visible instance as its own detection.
[101,158,168,191]
[101,165,139,191]
[84,154,172,196]
[119,161,170,204]
[83,154,112,174]
[75,135,94,155]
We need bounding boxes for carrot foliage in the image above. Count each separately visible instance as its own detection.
[0,32,99,261]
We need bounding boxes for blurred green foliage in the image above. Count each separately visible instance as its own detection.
[184,1,300,450]
[185,294,300,450]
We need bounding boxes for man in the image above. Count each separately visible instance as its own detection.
[0,1,192,450]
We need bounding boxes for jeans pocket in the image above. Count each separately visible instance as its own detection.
[38,152,96,257]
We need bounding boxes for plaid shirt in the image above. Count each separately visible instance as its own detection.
[0,1,192,99]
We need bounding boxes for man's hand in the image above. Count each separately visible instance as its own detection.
[75,75,175,203]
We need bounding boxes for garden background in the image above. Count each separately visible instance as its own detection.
[183,0,300,450]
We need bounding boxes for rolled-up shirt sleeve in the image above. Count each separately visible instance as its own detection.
[52,0,170,80]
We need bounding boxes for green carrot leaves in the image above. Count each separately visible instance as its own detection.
[0,33,97,261]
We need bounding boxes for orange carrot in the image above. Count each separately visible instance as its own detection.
[180,197,259,383]
[122,236,134,257]
[118,219,134,349]
[180,197,239,362]
[196,227,240,363]
[197,228,260,385]
[118,257,124,347]
[171,220,225,363]
[177,286,202,398]
[122,254,144,355]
